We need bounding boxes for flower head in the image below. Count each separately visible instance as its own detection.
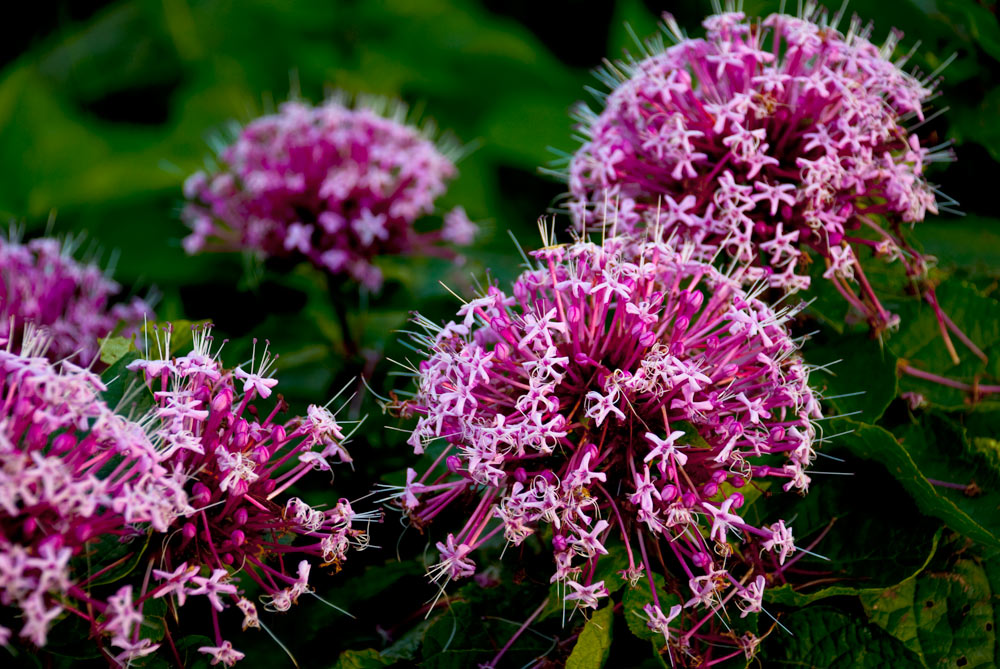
[0,229,154,363]
[0,326,187,657]
[182,95,474,291]
[396,234,822,663]
[0,323,374,664]
[567,7,949,332]
[130,325,378,646]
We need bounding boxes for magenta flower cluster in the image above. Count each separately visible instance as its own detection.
[0,231,153,364]
[396,236,821,664]
[0,324,370,666]
[568,9,946,331]
[0,327,189,662]
[182,97,475,291]
[127,326,375,664]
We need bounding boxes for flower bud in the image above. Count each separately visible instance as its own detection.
[552,534,569,552]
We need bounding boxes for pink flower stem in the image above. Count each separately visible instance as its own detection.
[636,531,660,610]
[926,478,967,491]
[900,363,1000,394]
[925,289,988,363]
[484,597,549,669]
[706,648,746,666]
[828,274,874,320]
[595,482,636,571]
[850,255,893,326]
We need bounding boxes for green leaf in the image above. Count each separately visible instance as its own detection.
[861,558,997,668]
[100,348,143,410]
[804,327,898,423]
[833,418,1000,555]
[381,619,432,663]
[141,319,210,357]
[803,248,852,332]
[99,335,136,366]
[331,649,390,669]
[590,544,630,596]
[969,436,1000,485]
[420,600,489,669]
[539,545,628,623]
[914,217,1000,279]
[139,596,167,644]
[566,603,614,669]
[766,528,942,607]
[672,420,710,449]
[760,605,922,667]
[754,457,940,606]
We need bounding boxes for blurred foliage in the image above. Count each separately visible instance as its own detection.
[3,0,1000,667]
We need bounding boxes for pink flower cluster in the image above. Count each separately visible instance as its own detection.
[128,326,376,662]
[568,9,948,330]
[0,327,189,662]
[395,236,821,664]
[0,324,371,666]
[182,97,475,291]
[0,231,153,364]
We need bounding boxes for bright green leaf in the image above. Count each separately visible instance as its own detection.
[98,335,135,366]
[861,558,996,668]
[566,603,614,669]
[331,649,390,669]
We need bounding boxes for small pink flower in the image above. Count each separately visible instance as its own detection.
[199,640,245,667]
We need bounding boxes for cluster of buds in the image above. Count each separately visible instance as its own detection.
[0,324,373,666]
[0,229,153,364]
[392,234,822,664]
[182,96,475,292]
[567,8,951,337]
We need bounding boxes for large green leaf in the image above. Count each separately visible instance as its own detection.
[767,528,942,607]
[804,327,898,423]
[915,217,1000,279]
[757,458,940,604]
[760,605,923,667]
[833,418,1000,555]
[889,281,1000,410]
[418,581,553,669]
[566,604,614,669]
[861,557,997,668]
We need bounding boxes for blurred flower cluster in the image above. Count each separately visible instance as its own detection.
[182,96,475,291]
[0,230,153,364]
